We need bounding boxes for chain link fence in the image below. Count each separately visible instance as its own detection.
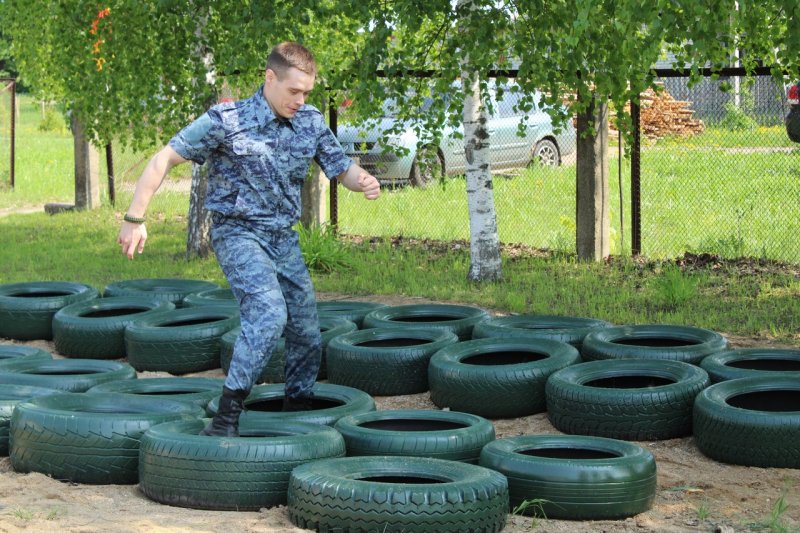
[336,73,800,264]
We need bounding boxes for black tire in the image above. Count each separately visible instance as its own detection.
[472,314,612,348]
[409,146,444,187]
[363,304,489,340]
[288,456,508,533]
[138,418,345,510]
[479,435,656,520]
[693,376,800,468]
[10,392,203,484]
[428,337,581,418]
[124,306,240,374]
[546,359,710,440]
[206,383,375,427]
[0,344,53,367]
[581,324,727,365]
[52,297,175,359]
[317,300,387,328]
[531,138,560,166]
[181,288,238,308]
[88,377,225,409]
[219,317,357,383]
[0,358,137,392]
[0,384,60,455]
[103,278,220,306]
[0,281,99,340]
[327,327,460,395]
[334,409,495,463]
[699,348,800,382]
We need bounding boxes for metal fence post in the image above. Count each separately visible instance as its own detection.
[105,143,115,206]
[630,101,641,256]
[328,94,339,232]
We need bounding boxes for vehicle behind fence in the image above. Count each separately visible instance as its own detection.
[108,72,800,264]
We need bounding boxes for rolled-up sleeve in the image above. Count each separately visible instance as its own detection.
[168,110,225,165]
[314,127,352,180]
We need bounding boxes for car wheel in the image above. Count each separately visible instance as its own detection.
[531,138,560,166]
[409,146,444,187]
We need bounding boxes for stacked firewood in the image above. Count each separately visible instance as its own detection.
[610,84,704,139]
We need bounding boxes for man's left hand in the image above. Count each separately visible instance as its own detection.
[358,171,381,200]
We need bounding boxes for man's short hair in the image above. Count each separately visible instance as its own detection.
[265,42,317,79]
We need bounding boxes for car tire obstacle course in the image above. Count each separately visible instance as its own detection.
[0,344,53,368]
[0,384,60,455]
[0,358,137,392]
[87,377,224,409]
[699,348,800,382]
[472,314,611,348]
[103,278,220,305]
[362,303,490,340]
[0,281,99,340]
[581,324,727,364]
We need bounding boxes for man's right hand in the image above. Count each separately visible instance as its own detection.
[118,221,147,260]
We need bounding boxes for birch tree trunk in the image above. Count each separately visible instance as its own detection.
[461,70,502,281]
[186,7,215,259]
[575,89,610,261]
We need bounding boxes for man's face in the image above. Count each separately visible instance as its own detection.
[263,67,315,119]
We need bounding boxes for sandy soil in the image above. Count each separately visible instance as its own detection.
[0,293,798,533]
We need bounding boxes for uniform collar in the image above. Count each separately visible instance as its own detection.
[255,85,296,130]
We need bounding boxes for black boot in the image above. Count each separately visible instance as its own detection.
[200,387,248,436]
[282,394,314,412]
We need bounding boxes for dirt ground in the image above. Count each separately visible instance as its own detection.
[0,293,798,533]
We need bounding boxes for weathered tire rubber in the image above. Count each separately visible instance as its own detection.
[52,297,175,359]
[206,383,375,427]
[0,281,99,340]
[581,324,727,365]
[546,359,710,440]
[0,345,53,367]
[699,348,800,382]
[220,317,357,383]
[363,303,490,340]
[317,300,387,328]
[479,435,657,519]
[0,384,60,455]
[88,377,224,409]
[0,358,137,392]
[693,376,800,467]
[181,288,237,308]
[103,278,219,306]
[138,418,345,510]
[288,455,509,533]
[326,327,459,395]
[428,337,581,418]
[10,392,203,484]
[472,314,612,348]
[124,306,240,374]
[334,409,495,463]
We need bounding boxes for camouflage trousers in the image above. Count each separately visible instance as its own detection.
[211,215,321,398]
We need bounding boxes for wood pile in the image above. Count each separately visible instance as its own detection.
[610,83,704,139]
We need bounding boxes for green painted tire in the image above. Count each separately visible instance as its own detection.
[0,345,53,367]
[103,278,219,306]
[546,359,710,440]
[0,281,99,340]
[124,306,239,374]
[693,376,800,467]
[53,297,175,359]
[206,383,375,427]
[138,418,345,510]
[428,337,580,418]
[288,456,509,533]
[472,314,611,348]
[699,348,800,382]
[88,377,224,409]
[317,300,387,328]
[0,384,60,455]
[181,288,237,308]
[327,327,459,395]
[334,409,495,463]
[363,304,490,340]
[0,358,137,392]
[581,324,727,365]
[10,393,203,484]
[479,435,656,519]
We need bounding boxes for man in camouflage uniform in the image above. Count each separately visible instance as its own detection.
[117,42,381,437]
